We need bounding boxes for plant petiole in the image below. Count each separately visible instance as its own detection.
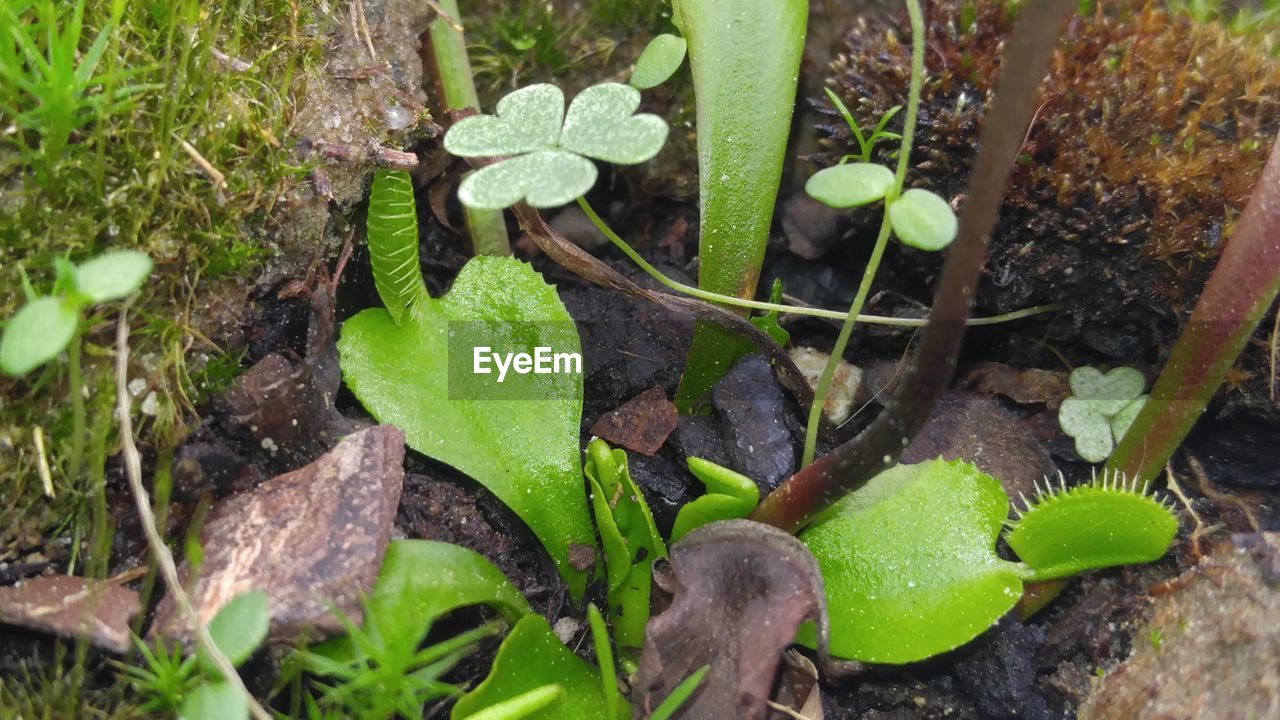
[574,197,1057,329]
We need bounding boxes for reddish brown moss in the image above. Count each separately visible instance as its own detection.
[818,0,1279,355]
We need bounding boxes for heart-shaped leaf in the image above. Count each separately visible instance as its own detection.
[799,459,1022,664]
[1007,473,1177,579]
[74,250,152,303]
[1068,366,1145,417]
[452,614,625,720]
[338,256,595,596]
[458,150,598,210]
[804,162,894,209]
[1058,397,1115,463]
[888,188,958,251]
[0,295,79,376]
[630,34,687,90]
[443,84,564,156]
[560,83,668,164]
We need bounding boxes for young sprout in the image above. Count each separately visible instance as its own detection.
[630,34,687,90]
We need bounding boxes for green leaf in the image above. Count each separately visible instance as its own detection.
[799,459,1023,664]
[200,590,268,672]
[1068,366,1145,417]
[452,615,625,720]
[73,250,152,302]
[584,439,666,648]
[367,539,531,654]
[367,170,427,325]
[338,256,595,596]
[670,457,759,542]
[1007,474,1177,580]
[888,188,958,251]
[748,278,790,346]
[179,681,247,720]
[630,34,688,90]
[443,84,564,156]
[649,666,709,720]
[804,163,894,209]
[1059,398,1114,463]
[0,295,79,376]
[460,685,565,720]
[458,150,598,210]
[560,83,669,165]
[1109,395,1147,441]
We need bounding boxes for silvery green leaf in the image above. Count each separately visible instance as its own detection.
[443,84,564,157]
[888,188,958,251]
[804,163,894,208]
[1109,395,1148,442]
[1058,397,1114,463]
[457,150,598,210]
[74,250,152,302]
[631,34,687,90]
[1068,366,1145,417]
[560,83,668,165]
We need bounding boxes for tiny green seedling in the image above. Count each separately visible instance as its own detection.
[443,83,668,209]
[630,34,687,90]
[670,457,759,542]
[1058,366,1148,462]
[0,249,152,376]
[823,87,903,164]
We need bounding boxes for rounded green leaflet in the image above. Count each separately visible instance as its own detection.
[1058,397,1115,463]
[458,150,598,210]
[803,163,894,209]
[73,250,152,302]
[630,34,688,90]
[0,295,79,376]
[887,188,958,251]
[559,83,669,165]
[1109,395,1148,441]
[1007,473,1177,580]
[443,84,564,156]
[179,681,246,720]
[799,459,1023,664]
[200,589,268,672]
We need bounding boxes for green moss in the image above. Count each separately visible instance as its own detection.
[0,643,147,719]
[0,0,321,560]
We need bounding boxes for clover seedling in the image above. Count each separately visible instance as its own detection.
[1058,366,1148,462]
[444,83,668,210]
[800,459,1176,664]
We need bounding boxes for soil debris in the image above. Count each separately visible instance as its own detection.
[712,355,798,495]
[958,362,1070,410]
[1080,533,1280,719]
[0,576,141,654]
[589,386,679,457]
[153,425,405,644]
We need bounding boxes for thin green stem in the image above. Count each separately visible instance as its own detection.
[801,215,893,466]
[67,322,85,489]
[574,197,1057,328]
[800,0,927,466]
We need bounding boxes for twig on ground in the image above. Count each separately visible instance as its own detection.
[177,137,228,204]
[1186,454,1261,532]
[114,300,271,720]
[33,426,53,498]
[351,0,379,63]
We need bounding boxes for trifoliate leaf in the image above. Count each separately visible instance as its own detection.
[458,151,598,210]
[560,83,668,164]
[799,459,1022,664]
[804,163,894,209]
[443,84,564,156]
[73,250,152,303]
[444,83,669,210]
[200,590,268,672]
[0,296,79,376]
[1007,473,1177,579]
[630,34,687,90]
[888,188,958,251]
